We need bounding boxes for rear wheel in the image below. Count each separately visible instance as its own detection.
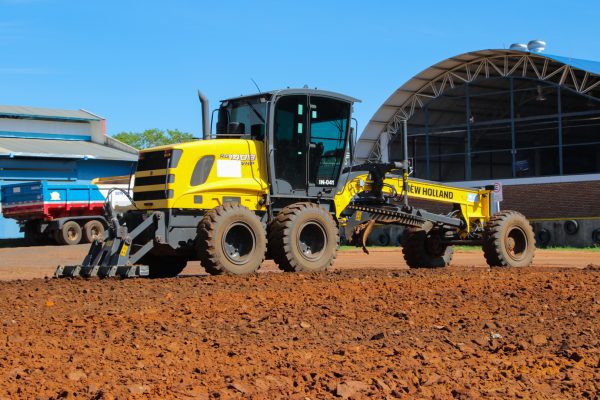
[141,255,187,278]
[483,211,536,267]
[56,221,82,245]
[269,202,339,272]
[401,227,453,268]
[23,222,42,245]
[197,204,266,275]
[82,220,105,243]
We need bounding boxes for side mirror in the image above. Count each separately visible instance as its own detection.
[350,118,359,164]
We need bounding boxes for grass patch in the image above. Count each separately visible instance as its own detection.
[537,246,600,252]
[454,245,481,251]
[339,245,599,252]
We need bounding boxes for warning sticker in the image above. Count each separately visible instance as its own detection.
[216,159,242,178]
[492,182,503,202]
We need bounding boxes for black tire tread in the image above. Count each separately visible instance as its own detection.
[197,204,266,275]
[401,227,453,268]
[58,221,82,246]
[268,202,339,273]
[143,255,187,278]
[82,220,105,243]
[482,210,536,267]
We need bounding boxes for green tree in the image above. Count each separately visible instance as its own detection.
[112,129,196,149]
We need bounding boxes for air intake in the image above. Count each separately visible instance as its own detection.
[527,40,546,53]
[509,43,528,51]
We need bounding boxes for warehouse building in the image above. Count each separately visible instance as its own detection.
[357,43,600,247]
[0,105,138,239]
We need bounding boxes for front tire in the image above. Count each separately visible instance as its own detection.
[197,204,267,275]
[269,202,339,272]
[483,211,535,267]
[401,227,453,268]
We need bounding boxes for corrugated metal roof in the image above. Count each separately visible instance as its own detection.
[0,105,102,121]
[544,53,600,75]
[0,137,138,161]
[356,49,600,161]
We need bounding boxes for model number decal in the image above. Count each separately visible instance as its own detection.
[220,154,255,161]
[220,153,255,166]
[318,179,336,186]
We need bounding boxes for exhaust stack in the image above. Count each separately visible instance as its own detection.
[197,90,211,140]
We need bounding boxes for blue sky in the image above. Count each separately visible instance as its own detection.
[1,0,599,139]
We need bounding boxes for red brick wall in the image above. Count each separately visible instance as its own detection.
[406,180,600,220]
[502,180,600,219]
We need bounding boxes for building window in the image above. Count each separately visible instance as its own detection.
[402,76,600,182]
[562,113,600,174]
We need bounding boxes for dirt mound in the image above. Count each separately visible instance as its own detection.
[584,263,600,271]
[0,267,598,399]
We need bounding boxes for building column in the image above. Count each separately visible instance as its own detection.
[465,83,472,180]
[510,77,517,178]
[379,131,390,163]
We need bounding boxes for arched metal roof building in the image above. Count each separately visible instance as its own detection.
[356,49,600,164]
[355,48,600,247]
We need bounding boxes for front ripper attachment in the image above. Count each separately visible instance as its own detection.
[54,210,165,278]
[54,239,149,278]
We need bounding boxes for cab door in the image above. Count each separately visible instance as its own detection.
[271,95,309,196]
[307,96,351,197]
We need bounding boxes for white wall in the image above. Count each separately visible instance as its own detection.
[0,118,93,138]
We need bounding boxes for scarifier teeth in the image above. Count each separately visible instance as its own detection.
[347,205,425,227]
[54,264,149,278]
[54,265,82,278]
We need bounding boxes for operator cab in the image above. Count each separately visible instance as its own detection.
[216,89,360,199]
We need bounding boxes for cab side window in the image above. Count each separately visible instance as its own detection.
[308,97,350,185]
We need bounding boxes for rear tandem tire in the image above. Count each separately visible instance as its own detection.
[401,227,453,268]
[196,204,267,275]
[23,226,39,245]
[482,211,536,267]
[82,220,105,243]
[23,221,48,245]
[57,221,82,245]
[268,202,339,273]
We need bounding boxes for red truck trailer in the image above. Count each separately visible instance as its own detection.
[1,181,131,245]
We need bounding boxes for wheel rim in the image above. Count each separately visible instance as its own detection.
[297,220,327,261]
[90,226,100,239]
[425,233,444,256]
[222,222,256,265]
[505,226,528,261]
[67,227,78,241]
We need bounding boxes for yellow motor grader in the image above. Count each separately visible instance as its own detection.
[55,88,535,278]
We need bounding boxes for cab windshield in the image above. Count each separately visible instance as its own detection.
[217,96,268,139]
